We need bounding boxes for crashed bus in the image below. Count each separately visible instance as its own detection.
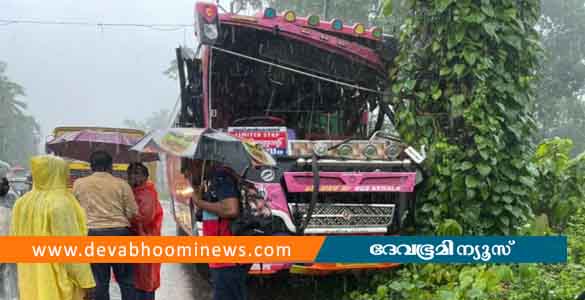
[168,2,424,275]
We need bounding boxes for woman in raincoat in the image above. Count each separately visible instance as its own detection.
[128,162,163,300]
[10,155,96,300]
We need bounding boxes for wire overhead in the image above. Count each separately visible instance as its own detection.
[0,19,192,31]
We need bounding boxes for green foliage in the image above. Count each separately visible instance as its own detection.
[375,0,409,35]
[530,138,585,231]
[350,264,511,300]
[388,0,541,234]
[0,61,40,167]
[349,209,585,300]
[505,208,585,300]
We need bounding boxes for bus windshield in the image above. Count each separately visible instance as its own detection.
[209,24,386,140]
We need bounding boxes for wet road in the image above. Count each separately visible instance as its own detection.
[108,201,365,300]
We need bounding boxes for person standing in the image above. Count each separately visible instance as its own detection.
[73,151,138,300]
[0,161,18,209]
[0,163,19,299]
[127,162,163,300]
[10,155,96,300]
[193,162,248,300]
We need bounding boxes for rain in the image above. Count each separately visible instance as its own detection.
[2,0,585,299]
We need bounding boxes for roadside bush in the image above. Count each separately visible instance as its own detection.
[348,208,585,300]
[530,138,585,231]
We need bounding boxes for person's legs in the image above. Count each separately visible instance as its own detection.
[90,227,132,300]
[136,289,156,300]
[91,263,112,300]
[235,265,248,300]
[210,266,248,300]
[112,263,136,300]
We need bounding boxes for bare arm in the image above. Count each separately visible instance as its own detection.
[194,195,239,219]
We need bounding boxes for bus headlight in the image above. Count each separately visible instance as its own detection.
[386,143,401,160]
[363,144,378,159]
[337,144,353,158]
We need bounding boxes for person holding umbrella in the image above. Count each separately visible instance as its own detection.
[192,161,248,300]
[131,128,278,300]
[127,162,163,300]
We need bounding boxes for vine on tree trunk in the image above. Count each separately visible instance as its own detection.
[388,0,542,234]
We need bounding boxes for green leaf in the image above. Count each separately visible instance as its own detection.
[437,0,455,13]
[421,203,434,213]
[518,176,535,187]
[467,188,477,199]
[463,13,486,24]
[502,195,513,203]
[477,164,492,176]
[392,84,401,94]
[382,0,393,16]
[505,204,523,218]
[511,185,526,196]
[503,34,522,50]
[455,28,465,44]
[437,219,463,236]
[451,94,465,107]
[460,161,473,171]
[466,176,480,188]
[482,23,498,39]
[432,89,443,100]
[440,67,451,76]
[454,64,465,76]
[438,290,457,300]
[479,149,490,160]
[376,285,389,297]
[499,216,510,227]
[432,41,441,52]
[404,79,416,91]
[492,205,503,215]
[481,1,495,17]
[460,273,474,289]
[493,266,514,282]
[463,50,478,65]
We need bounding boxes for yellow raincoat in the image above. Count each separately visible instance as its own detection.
[10,155,95,300]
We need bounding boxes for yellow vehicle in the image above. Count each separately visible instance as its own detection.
[49,126,157,188]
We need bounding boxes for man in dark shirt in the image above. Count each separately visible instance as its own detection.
[192,164,247,300]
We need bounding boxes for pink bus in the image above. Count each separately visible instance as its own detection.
[168,2,423,276]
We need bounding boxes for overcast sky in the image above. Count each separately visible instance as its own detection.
[1,0,235,144]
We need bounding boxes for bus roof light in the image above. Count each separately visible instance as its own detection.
[371,27,383,39]
[353,23,366,35]
[331,19,343,31]
[307,15,320,27]
[284,10,296,23]
[264,7,277,19]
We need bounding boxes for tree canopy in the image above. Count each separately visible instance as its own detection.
[0,61,40,168]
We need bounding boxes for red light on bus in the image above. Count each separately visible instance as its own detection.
[196,3,218,23]
[206,7,215,18]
